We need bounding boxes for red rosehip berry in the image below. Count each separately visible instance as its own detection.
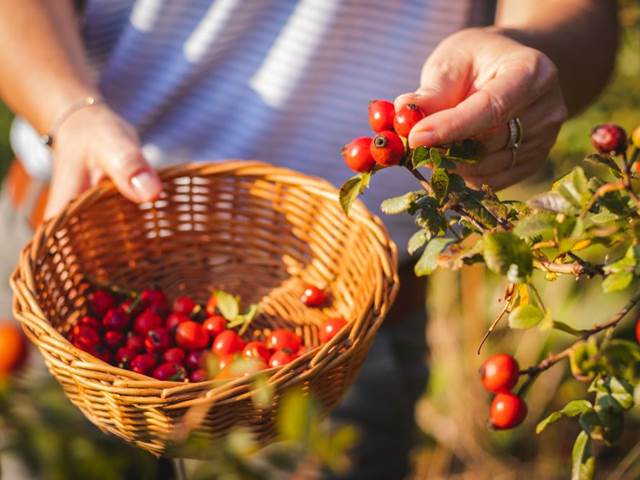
[79,315,101,330]
[120,297,143,316]
[301,286,328,307]
[371,131,405,167]
[206,294,218,317]
[102,308,129,331]
[166,312,190,334]
[212,330,245,357]
[268,350,296,368]
[115,346,138,367]
[190,369,209,382]
[393,103,425,137]
[71,325,100,352]
[185,350,205,371]
[591,124,628,155]
[175,321,210,351]
[104,330,124,350]
[173,296,196,316]
[88,289,115,317]
[342,137,376,173]
[140,289,169,317]
[218,353,239,370]
[242,341,271,363]
[163,347,186,365]
[489,392,527,430]
[90,344,113,364]
[266,329,301,354]
[368,99,395,133]
[130,353,157,375]
[125,333,145,353]
[319,317,347,343]
[152,362,186,381]
[203,315,227,337]
[635,318,640,344]
[134,308,163,335]
[480,353,520,393]
[145,328,172,353]
[0,322,28,377]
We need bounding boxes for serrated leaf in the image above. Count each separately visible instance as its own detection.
[480,199,509,223]
[429,147,442,167]
[214,289,240,321]
[508,303,544,329]
[592,376,635,410]
[553,167,591,209]
[528,191,576,214]
[447,173,467,193]
[589,208,619,224]
[414,198,447,237]
[513,212,557,238]
[585,153,622,176]
[431,168,449,202]
[536,400,592,434]
[601,271,633,293]
[381,191,423,215]
[552,321,583,336]
[571,431,595,480]
[407,230,429,255]
[483,232,533,282]
[339,173,371,215]
[446,139,486,163]
[414,238,452,276]
[411,146,430,169]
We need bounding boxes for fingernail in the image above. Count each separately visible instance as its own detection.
[130,171,161,201]
[409,131,438,148]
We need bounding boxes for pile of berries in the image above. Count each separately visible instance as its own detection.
[480,353,527,430]
[341,100,426,173]
[67,284,347,383]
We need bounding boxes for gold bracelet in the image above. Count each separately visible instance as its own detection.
[40,96,103,148]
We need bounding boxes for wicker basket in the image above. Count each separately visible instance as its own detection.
[10,161,398,456]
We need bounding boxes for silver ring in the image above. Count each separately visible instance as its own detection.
[506,117,523,150]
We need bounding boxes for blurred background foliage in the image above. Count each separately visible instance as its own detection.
[0,2,638,479]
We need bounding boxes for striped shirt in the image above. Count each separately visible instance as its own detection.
[11,0,493,259]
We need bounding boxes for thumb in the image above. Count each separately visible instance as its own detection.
[394,52,471,116]
[45,164,90,219]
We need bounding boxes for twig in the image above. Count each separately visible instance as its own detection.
[477,298,511,355]
[406,167,434,196]
[533,257,603,277]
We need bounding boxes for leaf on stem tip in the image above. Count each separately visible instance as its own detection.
[339,172,372,215]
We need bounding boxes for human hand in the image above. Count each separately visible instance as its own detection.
[395,27,568,190]
[45,104,162,218]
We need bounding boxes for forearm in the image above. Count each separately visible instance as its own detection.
[494,0,619,116]
[0,0,97,134]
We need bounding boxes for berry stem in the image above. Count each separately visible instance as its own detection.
[406,166,434,196]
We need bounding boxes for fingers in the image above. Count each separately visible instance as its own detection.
[44,165,90,219]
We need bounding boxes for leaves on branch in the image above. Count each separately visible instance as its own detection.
[508,303,544,329]
[536,400,593,434]
[414,238,452,276]
[431,168,449,203]
[407,230,429,256]
[528,191,576,214]
[483,232,533,283]
[446,139,487,164]
[553,167,591,209]
[571,431,595,480]
[339,172,372,215]
[380,191,424,215]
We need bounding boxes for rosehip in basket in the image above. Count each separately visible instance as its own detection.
[342,137,376,173]
[267,329,301,354]
[153,362,186,381]
[368,99,395,133]
[125,332,145,353]
[489,392,527,430]
[371,131,405,167]
[393,103,425,137]
[145,328,172,353]
[175,321,210,351]
[90,345,113,364]
[104,330,124,350]
[141,289,169,316]
[134,308,163,335]
[301,285,328,307]
[102,308,129,330]
[243,341,271,363]
[0,321,28,377]
[190,369,209,382]
[203,315,227,337]
[79,315,101,330]
[173,296,197,316]
[480,353,520,393]
[319,317,347,343]
[212,330,245,357]
[185,350,205,371]
[268,350,295,368]
[163,347,186,365]
[166,312,190,334]
[205,294,218,317]
[116,346,138,367]
[130,353,157,375]
[72,325,100,351]
[88,289,115,316]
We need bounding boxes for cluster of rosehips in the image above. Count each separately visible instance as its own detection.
[480,353,527,430]
[341,100,425,173]
[68,285,347,383]
[0,321,28,380]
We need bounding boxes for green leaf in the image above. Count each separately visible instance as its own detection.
[431,168,449,202]
[553,167,591,209]
[429,147,442,167]
[585,153,622,176]
[414,198,447,237]
[602,271,633,293]
[414,238,452,276]
[589,208,620,224]
[483,232,533,283]
[339,172,371,215]
[380,191,423,215]
[508,303,544,329]
[407,230,429,255]
[536,400,592,434]
[513,212,557,238]
[528,191,576,214]
[411,146,430,169]
[571,431,595,480]
[552,321,583,336]
[214,289,240,321]
[590,376,634,410]
[227,303,259,335]
[446,139,487,163]
[277,389,320,447]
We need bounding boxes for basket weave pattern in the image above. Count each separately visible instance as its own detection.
[11,161,398,456]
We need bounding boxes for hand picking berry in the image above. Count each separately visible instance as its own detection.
[393,103,425,137]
